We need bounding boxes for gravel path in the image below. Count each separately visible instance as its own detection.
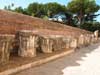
[13,42,100,75]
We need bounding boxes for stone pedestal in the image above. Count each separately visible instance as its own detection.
[91,34,95,43]
[78,34,85,47]
[84,34,90,46]
[70,38,78,49]
[0,35,13,64]
[87,34,91,45]
[52,37,67,51]
[40,35,69,53]
[40,37,53,53]
[18,30,38,57]
[94,30,99,42]
[65,38,71,49]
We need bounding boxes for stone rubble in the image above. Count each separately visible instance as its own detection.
[0,30,99,64]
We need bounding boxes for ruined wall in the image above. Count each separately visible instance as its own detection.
[38,35,69,53]
[39,36,53,53]
[38,35,75,53]
[0,35,14,64]
[94,30,99,42]
[52,36,68,51]
[0,30,99,64]
[18,30,38,57]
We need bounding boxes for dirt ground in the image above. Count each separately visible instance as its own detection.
[0,49,71,72]
[13,42,100,75]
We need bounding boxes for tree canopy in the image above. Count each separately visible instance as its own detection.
[26,2,67,17]
[67,0,100,25]
[4,1,100,27]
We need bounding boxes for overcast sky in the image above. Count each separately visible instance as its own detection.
[0,0,100,22]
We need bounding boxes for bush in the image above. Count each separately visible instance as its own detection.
[42,15,48,20]
[80,22,100,32]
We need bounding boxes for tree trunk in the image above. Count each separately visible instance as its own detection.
[78,10,84,27]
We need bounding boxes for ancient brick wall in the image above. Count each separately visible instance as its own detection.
[0,30,99,64]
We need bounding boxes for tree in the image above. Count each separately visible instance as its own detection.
[11,3,14,7]
[85,13,100,22]
[14,7,24,13]
[4,3,14,11]
[45,2,67,17]
[27,2,67,17]
[27,2,40,16]
[4,6,8,10]
[67,0,100,26]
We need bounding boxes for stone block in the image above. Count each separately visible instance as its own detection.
[94,30,99,42]
[52,37,66,51]
[70,38,78,49]
[91,34,95,43]
[0,35,13,64]
[78,34,85,47]
[84,34,90,46]
[18,30,38,57]
[40,37,53,53]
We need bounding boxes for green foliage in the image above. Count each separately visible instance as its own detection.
[43,15,49,20]
[27,2,40,16]
[67,0,100,14]
[31,13,35,17]
[67,0,100,25]
[80,22,100,32]
[4,1,100,29]
[4,6,8,10]
[45,2,67,16]
[26,2,67,17]
[4,3,14,11]
[4,2,67,19]
[85,0,100,14]
[14,7,24,13]
[4,5,11,11]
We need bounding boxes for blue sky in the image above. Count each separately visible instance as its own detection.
[0,0,100,22]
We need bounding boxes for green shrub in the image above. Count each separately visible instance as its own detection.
[80,22,100,32]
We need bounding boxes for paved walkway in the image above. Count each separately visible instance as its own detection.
[14,43,100,75]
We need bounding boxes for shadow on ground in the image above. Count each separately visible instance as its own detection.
[13,43,100,75]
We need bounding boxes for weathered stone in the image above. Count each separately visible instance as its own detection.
[18,30,38,57]
[39,35,70,53]
[78,34,85,47]
[94,30,99,42]
[84,34,90,46]
[70,38,78,49]
[89,34,92,44]
[0,29,95,62]
[0,35,13,64]
[65,38,71,49]
[88,34,91,44]
[40,36,53,53]
[52,37,66,51]
[51,35,70,51]
[87,34,91,45]
[91,34,95,43]
[63,37,71,49]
